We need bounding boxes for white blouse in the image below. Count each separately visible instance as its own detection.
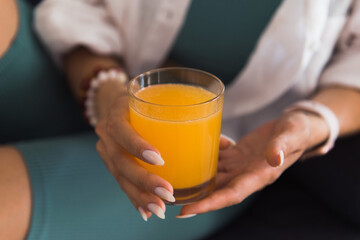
[35,0,360,139]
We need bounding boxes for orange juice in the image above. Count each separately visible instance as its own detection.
[129,83,223,203]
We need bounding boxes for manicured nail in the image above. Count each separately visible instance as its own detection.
[176,214,197,219]
[154,187,175,203]
[147,203,165,219]
[138,206,148,222]
[220,134,236,147]
[278,150,284,167]
[142,150,164,165]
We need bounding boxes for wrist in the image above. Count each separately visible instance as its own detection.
[291,110,329,151]
[82,67,128,126]
[95,80,128,120]
[285,100,339,157]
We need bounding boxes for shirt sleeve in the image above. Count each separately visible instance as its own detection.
[34,0,123,63]
[319,1,360,90]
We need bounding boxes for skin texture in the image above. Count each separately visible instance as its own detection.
[0,1,31,239]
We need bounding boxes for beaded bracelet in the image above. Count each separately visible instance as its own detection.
[80,67,128,127]
[285,100,339,158]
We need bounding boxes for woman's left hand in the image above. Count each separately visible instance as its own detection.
[178,111,328,217]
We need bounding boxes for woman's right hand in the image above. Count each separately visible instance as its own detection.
[94,84,175,221]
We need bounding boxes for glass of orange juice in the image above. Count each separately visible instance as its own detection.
[128,67,224,205]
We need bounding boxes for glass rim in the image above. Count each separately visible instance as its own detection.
[128,67,225,107]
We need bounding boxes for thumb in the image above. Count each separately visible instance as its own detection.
[264,129,303,167]
[219,134,236,150]
[265,145,285,168]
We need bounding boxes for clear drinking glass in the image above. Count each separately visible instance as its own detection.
[128,67,224,204]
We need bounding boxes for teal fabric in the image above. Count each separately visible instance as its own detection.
[0,0,88,144]
[17,133,253,240]
[169,0,282,85]
[0,0,274,239]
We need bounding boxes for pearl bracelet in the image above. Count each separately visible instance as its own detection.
[285,100,339,158]
[84,68,128,127]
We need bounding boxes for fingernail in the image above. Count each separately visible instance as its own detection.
[154,187,175,203]
[142,150,164,165]
[278,150,284,167]
[147,203,165,219]
[220,134,236,146]
[138,206,148,222]
[176,214,197,219]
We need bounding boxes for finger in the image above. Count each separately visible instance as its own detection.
[178,173,262,216]
[96,139,116,174]
[97,139,166,220]
[218,148,244,172]
[264,118,308,167]
[264,133,304,167]
[217,160,239,173]
[118,176,166,220]
[111,118,164,165]
[99,129,175,203]
[97,100,164,166]
[178,182,246,216]
[214,172,231,190]
[219,134,236,150]
[96,140,152,221]
[115,151,175,203]
[218,147,238,161]
[217,161,226,172]
[217,157,236,173]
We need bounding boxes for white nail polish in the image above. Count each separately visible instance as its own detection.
[142,150,165,165]
[220,134,236,146]
[138,206,148,222]
[176,214,197,219]
[279,150,284,167]
[147,203,165,219]
[154,187,175,203]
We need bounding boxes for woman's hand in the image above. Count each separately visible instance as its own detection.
[178,111,329,217]
[94,85,175,221]
[62,47,178,221]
